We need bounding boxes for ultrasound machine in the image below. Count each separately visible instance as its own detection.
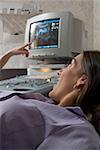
[0,11,87,95]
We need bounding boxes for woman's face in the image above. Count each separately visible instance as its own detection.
[49,54,83,103]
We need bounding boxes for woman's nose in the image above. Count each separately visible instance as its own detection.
[57,69,63,77]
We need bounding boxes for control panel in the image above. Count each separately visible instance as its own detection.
[0,75,58,95]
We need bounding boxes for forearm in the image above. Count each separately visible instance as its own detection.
[0,51,13,69]
[0,43,30,69]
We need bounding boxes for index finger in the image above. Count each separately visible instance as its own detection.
[22,42,32,48]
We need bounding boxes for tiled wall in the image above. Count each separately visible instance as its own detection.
[93,0,100,50]
[41,0,93,49]
[0,0,94,68]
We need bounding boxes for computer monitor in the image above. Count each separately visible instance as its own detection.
[25,11,87,59]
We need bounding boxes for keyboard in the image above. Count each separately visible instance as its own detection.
[0,75,58,95]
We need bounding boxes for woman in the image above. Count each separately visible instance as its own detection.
[49,50,100,134]
[0,43,30,69]
[0,50,100,149]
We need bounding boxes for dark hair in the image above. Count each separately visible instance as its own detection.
[77,50,100,135]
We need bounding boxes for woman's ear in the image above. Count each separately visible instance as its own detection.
[73,74,87,91]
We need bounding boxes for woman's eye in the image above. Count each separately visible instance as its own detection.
[64,64,69,67]
[68,63,72,67]
[65,58,75,68]
[65,61,72,66]
[69,60,73,65]
[65,63,72,68]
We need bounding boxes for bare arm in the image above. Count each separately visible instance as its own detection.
[0,43,30,69]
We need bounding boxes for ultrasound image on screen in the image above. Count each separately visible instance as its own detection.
[29,18,60,49]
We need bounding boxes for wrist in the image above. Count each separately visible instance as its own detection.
[7,50,15,57]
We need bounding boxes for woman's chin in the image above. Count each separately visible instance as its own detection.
[48,86,56,98]
[48,90,52,98]
[53,84,57,90]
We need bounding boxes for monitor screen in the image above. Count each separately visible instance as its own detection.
[29,18,60,49]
